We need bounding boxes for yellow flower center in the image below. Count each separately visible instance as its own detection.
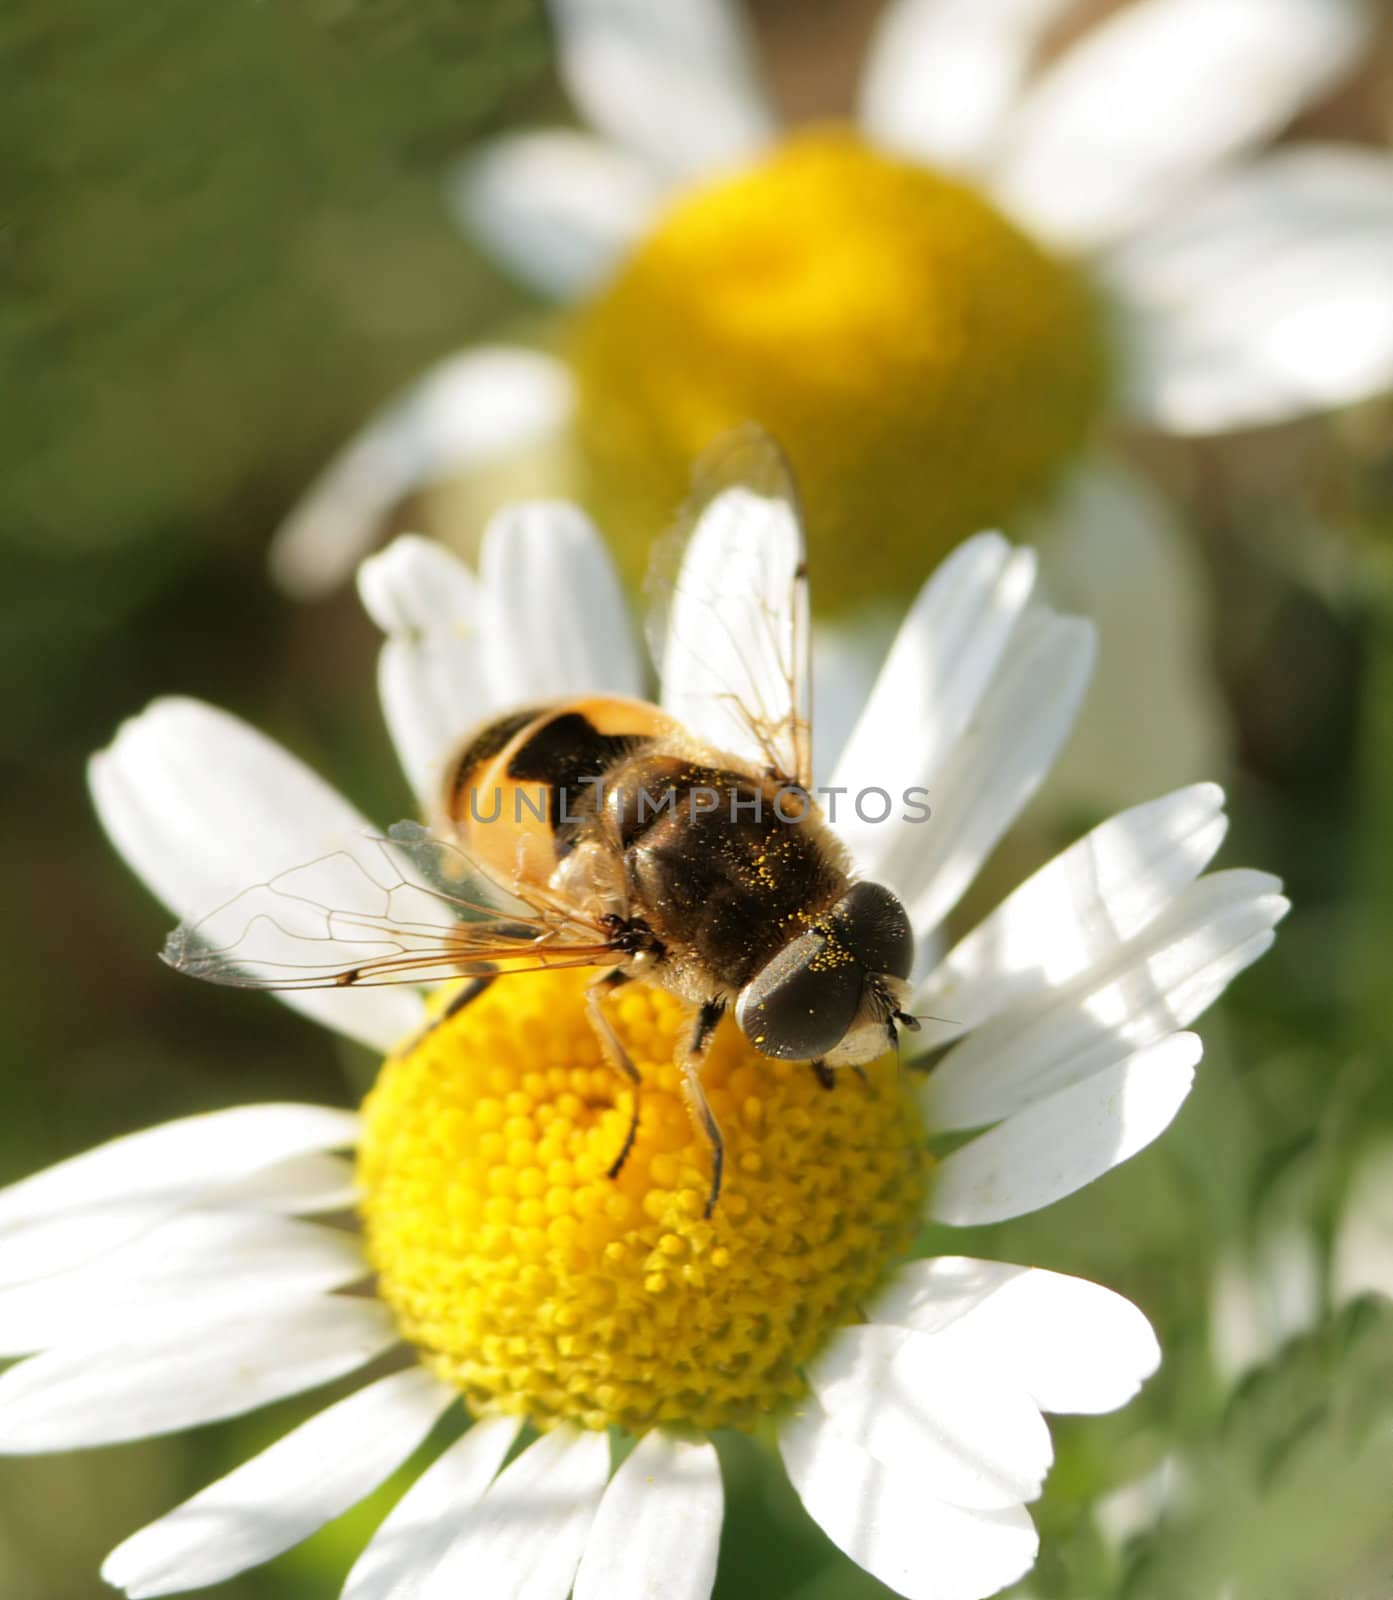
[357,969,927,1433]
[570,128,1109,611]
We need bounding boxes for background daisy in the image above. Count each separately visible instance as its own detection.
[266,0,1393,811]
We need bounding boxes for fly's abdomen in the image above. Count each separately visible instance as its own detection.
[442,697,678,892]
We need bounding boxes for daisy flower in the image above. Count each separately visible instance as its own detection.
[0,491,1285,1600]
[270,0,1393,807]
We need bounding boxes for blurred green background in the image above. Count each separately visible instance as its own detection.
[3,1,1393,1596]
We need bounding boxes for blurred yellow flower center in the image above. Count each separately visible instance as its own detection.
[358,968,927,1433]
[570,129,1109,611]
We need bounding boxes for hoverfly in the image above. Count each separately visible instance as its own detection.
[164,431,919,1213]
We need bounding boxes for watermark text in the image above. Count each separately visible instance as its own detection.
[459,780,932,827]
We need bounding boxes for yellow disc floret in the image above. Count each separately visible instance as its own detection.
[571,128,1109,611]
[358,968,927,1433]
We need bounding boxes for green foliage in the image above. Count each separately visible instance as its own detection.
[1116,1299,1393,1600]
[1,0,548,553]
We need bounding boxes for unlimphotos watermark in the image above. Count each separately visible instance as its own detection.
[460,782,932,827]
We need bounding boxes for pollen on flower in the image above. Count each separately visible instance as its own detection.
[570,127,1109,611]
[358,968,927,1433]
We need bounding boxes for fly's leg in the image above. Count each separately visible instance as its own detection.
[586,969,643,1181]
[680,999,727,1218]
[401,970,496,1053]
[442,972,496,1023]
[809,1059,869,1089]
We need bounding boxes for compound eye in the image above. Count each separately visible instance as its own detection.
[829,881,914,981]
[735,930,863,1060]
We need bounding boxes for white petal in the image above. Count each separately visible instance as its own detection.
[1210,1225,1321,1382]
[922,869,1287,1130]
[870,1260,1162,1416]
[0,1203,188,1293]
[990,0,1373,250]
[944,1281,1156,1416]
[1209,1247,1275,1382]
[0,1211,368,1356]
[0,1103,356,1237]
[425,1425,610,1600]
[342,1415,521,1600]
[0,1139,360,1290]
[780,1400,1039,1600]
[862,1255,1022,1336]
[862,604,1092,944]
[659,485,809,777]
[450,129,664,299]
[216,1151,359,1215]
[359,534,482,643]
[859,0,1074,173]
[480,500,644,705]
[359,536,491,817]
[269,347,575,599]
[1027,460,1231,811]
[930,1032,1200,1226]
[548,0,775,178]
[830,533,1037,885]
[1337,1152,1393,1312]
[573,1432,722,1600]
[1333,1144,1393,1306]
[810,618,888,792]
[90,698,426,1052]
[905,611,1094,940]
[805,1324,1051,1508]
[102,1368,454,1598]
[915,783,1228,1045]
[1108,145,1393,432]
[0,1299,398,1452]
[1094,1455,1190,1550]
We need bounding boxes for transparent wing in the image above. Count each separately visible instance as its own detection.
[647,424,813,790]
[160,822,622,991]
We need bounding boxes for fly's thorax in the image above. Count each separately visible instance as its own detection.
[616,754,850,994]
